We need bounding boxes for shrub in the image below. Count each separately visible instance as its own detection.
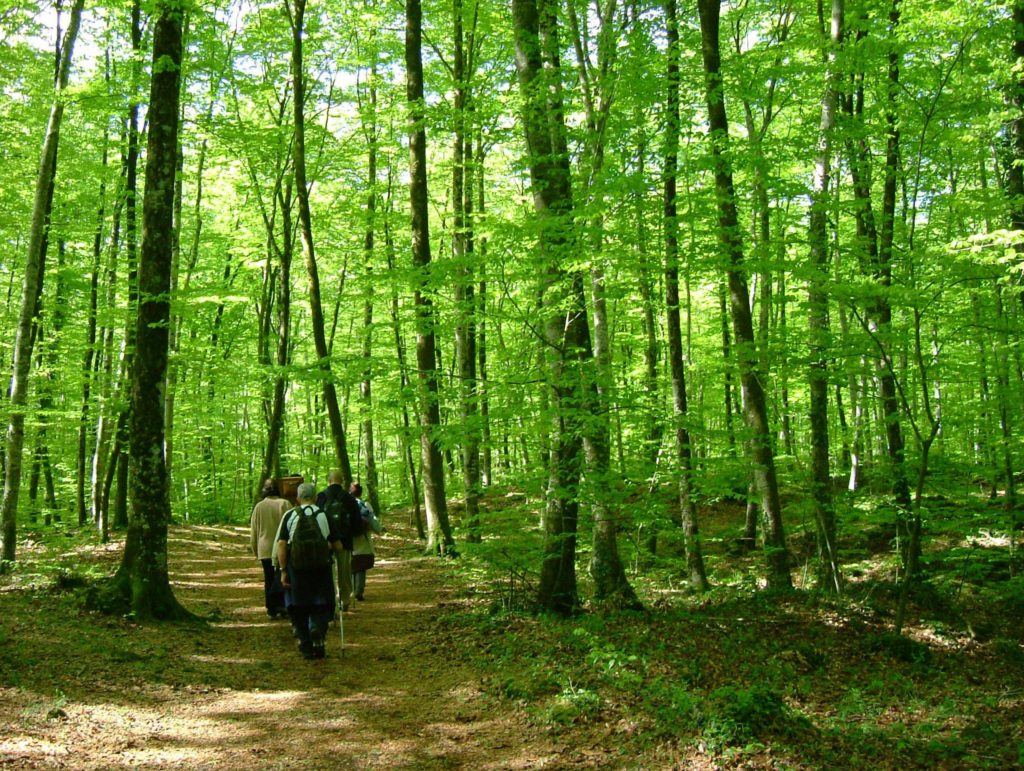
[699,684,801,751]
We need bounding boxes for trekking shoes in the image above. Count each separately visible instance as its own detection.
[298,641,315,660]
[312,640,326,659]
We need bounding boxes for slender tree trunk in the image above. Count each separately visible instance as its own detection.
[1,0,84,565]
[512,0,588,614]
[92,178,126,538]
[408,0,455,554]
[718,283,737,456]
[386,212,424,539]
[287,0,353,484]
[806,0,844,593]
[844,9,911,517]
[360,61,381,516]
[697,0,791,589]
[105,0,191,619]
[994,285,1018,561]
[109,0,144,533]
[635,152,661,472]
[258,182,294,496]
[564,0,640,607]
[664,0,708,591]
[1002,0,1024,566]
[476,135,492,488]
[453,0,481,542]
[78,49,114,527]
[877,0,911,516]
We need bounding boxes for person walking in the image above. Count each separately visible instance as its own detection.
[276,482,344,659]
[316,469,362,612]
[250,479,289,619]
[349,482,382,601]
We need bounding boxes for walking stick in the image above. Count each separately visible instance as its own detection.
[333,557,345,658]
[338,598,345,656]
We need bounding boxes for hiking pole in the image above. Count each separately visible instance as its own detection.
[332,559,344,658]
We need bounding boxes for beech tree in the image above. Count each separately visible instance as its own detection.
[0,0,1019,609]
[105,0,191,619]
[408,0,455,553]
[697,0,791,590]
[1,0,85,565]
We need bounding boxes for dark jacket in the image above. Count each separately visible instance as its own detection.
[316,483,362,551]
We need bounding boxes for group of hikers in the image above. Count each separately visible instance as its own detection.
[249,469,382,660]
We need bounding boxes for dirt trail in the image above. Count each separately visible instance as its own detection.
[0,524,558,770]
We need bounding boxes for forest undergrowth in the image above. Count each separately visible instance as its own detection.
[0,482,1022,769]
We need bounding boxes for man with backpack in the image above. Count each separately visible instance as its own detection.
[316,469,363,613]
[276,482,344,660]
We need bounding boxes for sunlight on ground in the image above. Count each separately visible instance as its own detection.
[960,531,1011,549]
[0,736,69,764]
[174,580,258,591]
[187,654,266,666]
[1,688,317,769]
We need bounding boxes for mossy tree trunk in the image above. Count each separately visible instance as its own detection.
[106,0,192,620]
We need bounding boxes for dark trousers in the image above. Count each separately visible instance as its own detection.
[289,605,333,649]
[260,558,285,615]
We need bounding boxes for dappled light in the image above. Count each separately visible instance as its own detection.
[1,523,562,768]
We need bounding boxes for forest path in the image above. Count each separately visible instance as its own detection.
[0,523,558,770]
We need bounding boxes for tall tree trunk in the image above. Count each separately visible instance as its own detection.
[287,0,353,484]
[697,0,791,589]
[105,0,191,619]
[718,283,738,457]
[476,134,492,488]
[258,181,294,496]
[664,0,709,591]
[994,285,1018,565]
[408,0,456,554]
[453,0,481,542]
[1002,0,1024,555]
[1,0,84,565]
[513,0,587,614]
[78,48,113,527]
[844,13,911,517]
[110,0,145,533]
[386,209,424,539]
[92,174,126,539]
[806,0,844,593]
[566,0,640,607]
[876,0,911,516]
[360,59,381,516]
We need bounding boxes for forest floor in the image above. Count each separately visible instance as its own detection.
[1,495,1023,769]
[0,521,562,769]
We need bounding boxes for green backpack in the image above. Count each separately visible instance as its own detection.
[288,506,330,571]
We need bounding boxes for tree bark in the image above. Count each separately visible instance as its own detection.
[408,0,456,554]
[807,0,844,593]
[258,180,294,497]
[288,0,353,484]
[664,0,709,591]
[453,0,481,542]
[565,0,641,607]
[386,209,425,539]
[512,0,588,614]
[476,134,492,488]
[105,0,192,619]
[78,46,114,527]
[844,12,911,517]
[1,0,84,565]
[697,0,791,589]
[360,58,381,516]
